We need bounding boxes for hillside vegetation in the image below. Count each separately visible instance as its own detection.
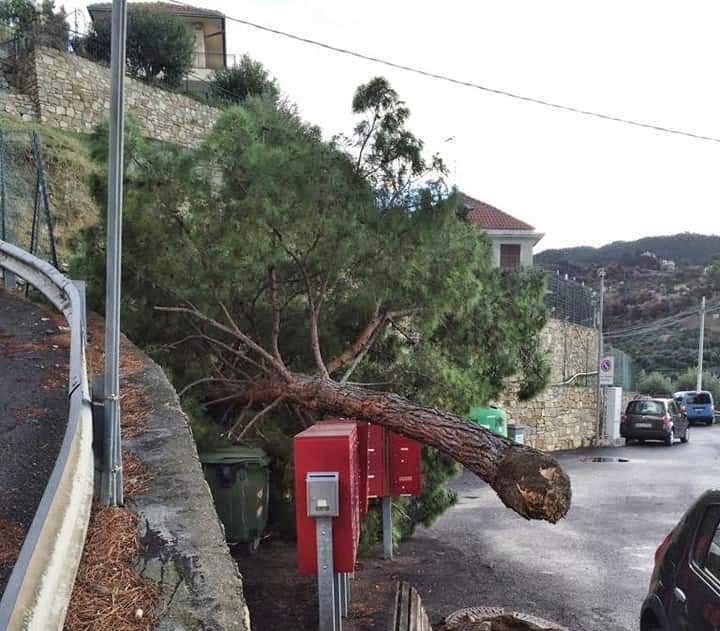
[0,113,99,262]
[539,232,720,377]
[537,233,720,267]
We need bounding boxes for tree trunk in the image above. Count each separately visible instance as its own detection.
[238,373,572,523]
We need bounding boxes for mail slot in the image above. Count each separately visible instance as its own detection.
[294,422,360,575]
[388,432,422,496]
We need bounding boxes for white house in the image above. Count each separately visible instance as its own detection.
[463,194,544,269]
[87,1,228,81]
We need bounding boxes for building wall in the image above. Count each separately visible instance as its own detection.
[493,318,601,451]
[22,47,221,146]
[489,236,536,267]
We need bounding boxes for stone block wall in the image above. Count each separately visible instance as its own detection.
[542,318,598,384]
[0,91,36,121]
[21,47,221,145]
[496,381,597,451]
[494,319,600,451]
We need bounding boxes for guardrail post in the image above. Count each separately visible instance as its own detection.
[2,269,15,289]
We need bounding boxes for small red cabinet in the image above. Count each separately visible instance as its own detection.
[294,422,360,575]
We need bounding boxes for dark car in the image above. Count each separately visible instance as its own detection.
[621,397,689,446]
[641,490,720,630]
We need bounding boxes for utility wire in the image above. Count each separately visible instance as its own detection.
[166,0,720,145]
[605,303,720,339]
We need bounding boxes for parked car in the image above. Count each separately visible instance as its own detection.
[621,397,689,446]
[641,489,720,630]
[673,391,715,426]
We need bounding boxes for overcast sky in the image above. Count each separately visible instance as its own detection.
[63,0,720,251]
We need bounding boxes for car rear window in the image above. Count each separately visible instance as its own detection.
[688,392,712,405]
[626,400,665,416]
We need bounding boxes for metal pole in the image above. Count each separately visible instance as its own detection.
[102,0,128,506]
[596,268,606,440]
[382,496,393,560]
[697,296,706,391]
[333,573,343,629]
[315,516,337,631]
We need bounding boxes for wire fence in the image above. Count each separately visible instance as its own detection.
[604,344,637,392]
[544,272,597,328]
[0,129,58,269]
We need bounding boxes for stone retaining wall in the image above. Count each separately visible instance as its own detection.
[0,91,36,121]
[21,47,221,145]
[495,319,600,451]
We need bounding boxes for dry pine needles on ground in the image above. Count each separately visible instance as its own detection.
[64,319,159,631]
[63,507,160,631]
[0,520,24,566]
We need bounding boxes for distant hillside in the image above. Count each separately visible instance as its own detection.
[537,233,720,268]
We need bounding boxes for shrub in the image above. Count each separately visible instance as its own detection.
[636,371,673,397]
[82,7,194,87]
[211,55,279,104]
[0,0,68,50]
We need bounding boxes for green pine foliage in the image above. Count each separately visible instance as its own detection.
[74,79,549,540]
[80,6,194,86]
[211,55,280,104]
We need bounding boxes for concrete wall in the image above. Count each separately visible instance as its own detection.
[494,318,600,451]
[21,47,221,146]
[126,347,251,630]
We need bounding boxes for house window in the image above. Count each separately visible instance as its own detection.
[500,244,521,269]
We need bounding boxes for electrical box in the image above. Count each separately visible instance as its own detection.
[605,386,624,440]
[294,422,360,575]
[366,423,386,498]
[306,472,339,517]
[388,432,422,497]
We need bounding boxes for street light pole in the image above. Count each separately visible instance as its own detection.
[102,0,128,506]
[697,296,706,392]
[595,268,606,440]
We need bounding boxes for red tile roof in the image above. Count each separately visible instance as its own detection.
[87,2,224,19]
[463,194,535,231]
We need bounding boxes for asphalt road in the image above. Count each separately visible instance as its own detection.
[406,425,720,631]
[0,288,68,596]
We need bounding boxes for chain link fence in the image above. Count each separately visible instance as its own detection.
[604,344,637,392]
[544,272,597,327]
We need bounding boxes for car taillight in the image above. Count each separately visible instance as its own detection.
[655,529,674,562]
[662,414,672,426]
[621,414,627,424]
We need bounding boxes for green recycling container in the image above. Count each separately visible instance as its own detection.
[200,447,270,552]
[468,405,508,438]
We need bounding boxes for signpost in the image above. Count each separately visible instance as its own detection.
[599,356,614,386]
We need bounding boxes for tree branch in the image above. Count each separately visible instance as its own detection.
[269,266,286,368]
[327,303,384,374]
[271,226,330,378]
[232,396,286,442]
[155,305,290,380]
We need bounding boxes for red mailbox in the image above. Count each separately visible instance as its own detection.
[294,422,360,575]
[388,432,422,496]
[366,423,386,498]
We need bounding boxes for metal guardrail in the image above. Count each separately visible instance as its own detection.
[0,240,94,631]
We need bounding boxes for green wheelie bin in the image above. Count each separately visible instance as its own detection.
[200,447,270,552]
[468,405,508,438]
